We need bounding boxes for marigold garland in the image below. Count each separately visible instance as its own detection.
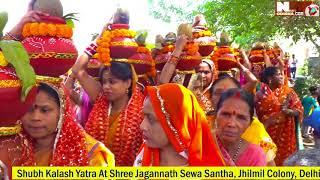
[250,50,264,56]
[96,29,137,66]
[22,22,73,39]
[213,46,235,58]
[160,45,175,54]
[267,50,275,58]
[183,42,199,55]
[211,46,236,71]
[137,46,151,55]
[193,30,212,38]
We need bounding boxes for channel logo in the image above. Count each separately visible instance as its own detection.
[305,3,319,16]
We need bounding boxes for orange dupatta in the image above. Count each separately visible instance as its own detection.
[135,83,225,166]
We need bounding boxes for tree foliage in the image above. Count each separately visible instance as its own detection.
[147,0,200,23]
[148,0,320,51]
[294,58,320,98]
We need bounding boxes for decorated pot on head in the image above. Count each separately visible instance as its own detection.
[273,42,282,57]
[271,42,284,66]
[21,0,77,78]
[128,31,155,86]
[176,23,201,71]
[212,46,238,73]
[0,11,37,179]
[249,42,265,79]
[108,24,137,59]
[265,42,278,66]
[192,14,216,57]
[96,8,138,67]
[155,32,176,71]
[211,32,238,74]
[0,11,37,130]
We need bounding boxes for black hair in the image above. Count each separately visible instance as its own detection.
[216,88,254,122]
[211,74,241,93]
[309,86,318,95]
[261,66,280,84]
[99,61,133,96]
[38,83,60,107]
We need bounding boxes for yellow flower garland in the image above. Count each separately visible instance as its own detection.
[22,22,73,39]
[193,30,212,38]
[0,52,8,66]
[96,29,137,66]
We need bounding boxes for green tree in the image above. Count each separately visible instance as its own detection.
[294,59,320,98]
[148,0,320,51]
[147,0,200,23]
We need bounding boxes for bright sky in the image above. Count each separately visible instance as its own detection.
[0,0,178,51]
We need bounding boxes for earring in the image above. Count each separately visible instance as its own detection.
[126,89,129,94]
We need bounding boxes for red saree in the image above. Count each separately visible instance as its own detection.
[255,83,303,165]
[18,84,114,166]
[85,86,144,166]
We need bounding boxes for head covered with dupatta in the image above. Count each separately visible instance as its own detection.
[135,83,225,166]
[20,82,91,166]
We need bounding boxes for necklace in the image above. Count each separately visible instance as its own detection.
[232,139,242,162]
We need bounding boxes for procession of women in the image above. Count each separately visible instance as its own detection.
[1,0,320,179]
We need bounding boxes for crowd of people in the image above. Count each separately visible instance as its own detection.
[1,0,320,179]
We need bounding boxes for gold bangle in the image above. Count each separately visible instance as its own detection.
[0,124,22,136]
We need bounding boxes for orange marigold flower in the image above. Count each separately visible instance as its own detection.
[30,23,39,36]
[96,47,102,52]
[193,32,200,38]
[100,52,109,58]
[100,42,110,48]
[56,25,65,38]
[101,37,111,43]
[184,42,199,55]
[137,46,150,54]
[47,24,57,36]
[38,23,47,36]
[112,30,120,37]
[22,23,31,37]
[65,27,73,38]
[101,48,110,53]
[102,31,111,38]
[96,39,102,46]
[22,22,72,39]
